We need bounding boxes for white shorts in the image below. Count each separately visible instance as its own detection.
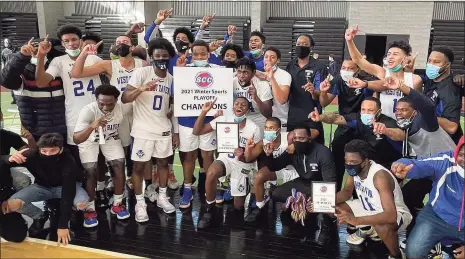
[346,199,412,231]
[78,139,125,164]
[275,166,299,183]
[119,113,133,147]
[131,137,173,161]
[179,125,216,152]
[217,154,257,197]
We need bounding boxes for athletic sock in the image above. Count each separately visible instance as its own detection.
[113,194,124,206]
[159,187,167,198]
[256,201,266,209]
[136,194,145,204]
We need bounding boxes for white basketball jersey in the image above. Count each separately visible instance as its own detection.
[271,68,292,126]
[271,131,289,158]
[110,58,144,94]
[46,54,103,127]
[353,161,410,214]
[127,66,173,140]
[233,77,273,130]
[380,71,414,119]
[74,102,125,143]
[212,116,262,165]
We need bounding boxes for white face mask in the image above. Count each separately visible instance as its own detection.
[65,48,81,57]
[340,70,355,82]
[31,56,47,65]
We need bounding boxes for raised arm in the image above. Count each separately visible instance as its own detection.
[145,8,173,43]
[70,42,109,78]
[265,66,290,105]
[309,108,347,126]
[245,139,264,163]
[345,26,385,79]
[192,101,215,136]
[0,40,35,90]
[319,76,337,107]
[35,37,55,87]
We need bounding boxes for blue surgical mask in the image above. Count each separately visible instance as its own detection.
[264,130,279,142]
[272,65,278,72]
[234,114,246,123]
[250,49,261,57]
[193,60,209,67]
[65,48,81,57]
[426,63,447,80]
[360,113,376,126]
[387,64,402,72]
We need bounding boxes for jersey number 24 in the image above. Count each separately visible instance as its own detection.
[73,80,95,96]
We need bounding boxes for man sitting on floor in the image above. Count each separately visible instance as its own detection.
[1,133,88,246]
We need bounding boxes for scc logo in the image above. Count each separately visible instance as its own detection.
[224,127,231,133]
[195,71,214,89]
[320,186,327,193]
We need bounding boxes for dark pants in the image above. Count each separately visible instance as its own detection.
[330,126,356,191]
[401,178,433,235]
[406,204,464,258]
[272,177,334,230]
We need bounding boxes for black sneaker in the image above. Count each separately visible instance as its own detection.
[96,190,109,208]
[245,207,263,223]
[28,213,48,236]
[197,204,214,229]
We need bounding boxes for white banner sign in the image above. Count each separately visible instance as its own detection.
[173,67,234,117]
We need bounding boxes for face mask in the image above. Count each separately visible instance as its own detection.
[426,63,448,80]
[175,40,189,53]
[272,65,278,71]
[360,113,376,126]
[264,130,279,142]
[294,141,310,155]
[234,113,246,123]
[340,70,355,82]
[250,49,261,57]
[224,60,236,68]
[388,63,402,72]
[40,152,61,162]
[396,112,415,129]
[193,60,209,67]
[329,57,334,62]
[345,163,363,176]
[295,46,310,58]
[151,59,169,70]
[116,44,131,57]
[0,120,4,129]
[65,48,81,57]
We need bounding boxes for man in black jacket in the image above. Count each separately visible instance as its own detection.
[266,125,337,245]
[1,133,88,246]
[0,37,66,140]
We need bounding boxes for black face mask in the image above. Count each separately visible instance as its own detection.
[151,59,169,70]
[116,44,131,57]
[175,40,189,53]
[295,46,310,59]
[224,60,236,68]
[294,141,311,154]
[40,152,61,163]
[345,163,363,176]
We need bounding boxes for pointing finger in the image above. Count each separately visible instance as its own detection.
[28,37,34,45]
[96,40,104,47]
[412,52,418,60]
[43,34,49,42]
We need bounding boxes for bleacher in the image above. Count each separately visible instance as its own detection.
[0,12,39,52]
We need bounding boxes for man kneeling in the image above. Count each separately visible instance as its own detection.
[333,139,411,259]
[193,97,262,229]
[2,133,88,246]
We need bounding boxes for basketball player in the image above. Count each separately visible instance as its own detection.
[74,85,131,226]
[244,117,299,223]
[345,25,422,119]
[122,38,178,221]
[35,25,103,162]
[194,97,262,229]
[234,57,272,132]
[328,139,412,259]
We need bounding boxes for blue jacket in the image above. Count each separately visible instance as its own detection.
[397,151,465,230]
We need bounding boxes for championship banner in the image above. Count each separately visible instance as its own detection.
[173,67,234,117]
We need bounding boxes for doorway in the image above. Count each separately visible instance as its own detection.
[365,35,387,67]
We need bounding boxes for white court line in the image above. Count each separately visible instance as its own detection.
[2,237,146,258]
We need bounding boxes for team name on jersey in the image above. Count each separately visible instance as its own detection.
[239,136,247,147]
[117,76,131,85]
[354,180,373,198]
[94,123,120,132]
[384,89,403,96]
[152,83,171,95]
[235,90,252,100]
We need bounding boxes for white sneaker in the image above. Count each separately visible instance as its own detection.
[144,184,158,202]
[167,170,181,189]
[157,196,175,214]
[135,202,149,223]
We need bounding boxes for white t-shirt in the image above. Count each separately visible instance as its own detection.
[270,131,290,158]
[381,70,414,119]
[74,102,131,143]
[233,76,272,129]
[270,68,292,126]
[127,66,173,140]
[211,116,262,164]
[46,54,103,144]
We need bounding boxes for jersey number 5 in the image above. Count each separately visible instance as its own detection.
[73,80,95,96]
[153,95,163,110]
